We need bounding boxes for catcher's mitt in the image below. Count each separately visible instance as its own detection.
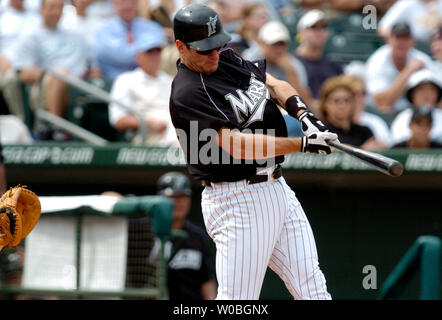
[0,186,41,252]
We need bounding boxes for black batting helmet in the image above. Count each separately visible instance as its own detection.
[157,172,192,197]
[173,3,231,51]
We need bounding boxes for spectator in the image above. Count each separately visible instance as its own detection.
[228,2,269,55]
[206,0,229,25]
[390,69,442,145]
[243,20,312,137]
[243,20,312,104]
[342,75,392,147]
[94,0,164,83]
[0,0,41,13]
[378,0,442,43]
[0,0,40,62]
[0,141,6,194]
[108,31,177,146]
[0,0,40,120]
[293,0,396,18]
[11,0,89,135]
[86,0,115,22]
[294,9,343,110]
[365,22,433,114]
[318,75,384,150]
[391,106,442,149]
[430,24,442,85]
[60,0,105,79]
[156,172,217,300]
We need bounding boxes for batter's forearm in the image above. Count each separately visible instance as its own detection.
[217,127,302,159]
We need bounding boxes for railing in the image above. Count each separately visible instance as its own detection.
[35,70,148,145]
[378,235,441,300]
[0,195,174,300]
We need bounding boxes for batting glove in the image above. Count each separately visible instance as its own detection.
[299,111,328,136]
[301,132,338,154]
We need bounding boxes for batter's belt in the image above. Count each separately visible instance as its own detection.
[201,165,282,187]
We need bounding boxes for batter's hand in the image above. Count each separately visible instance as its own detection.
[301,132,338,154]
[299,111,328,136]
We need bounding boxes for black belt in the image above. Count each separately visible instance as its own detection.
[201,165,282,187]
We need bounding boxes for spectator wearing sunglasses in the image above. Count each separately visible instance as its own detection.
[318,75,383,150]
[294,9,343,113]
[341,74,391,148]
[108,31,177,146]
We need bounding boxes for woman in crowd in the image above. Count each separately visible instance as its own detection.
[318,75,386,150]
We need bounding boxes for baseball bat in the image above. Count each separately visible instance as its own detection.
[326,139,403,177]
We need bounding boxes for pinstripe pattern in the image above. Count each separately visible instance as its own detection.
[201,177,331,300]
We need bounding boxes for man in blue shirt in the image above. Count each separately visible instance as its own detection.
[94,0,165,83]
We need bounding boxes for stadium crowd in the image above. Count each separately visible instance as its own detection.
[1,0,441,301]
[0,0,441,150]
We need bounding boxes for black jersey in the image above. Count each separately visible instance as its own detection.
[167,221,216,300]
[169,48,288,182]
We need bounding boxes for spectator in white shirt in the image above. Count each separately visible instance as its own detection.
[378,0,442,43]
[108,30,177,146]
[365,22,433,114]
[0,0,40,119]
[10,0,89,143]
[60,0,105,78]
[390,69,442,145]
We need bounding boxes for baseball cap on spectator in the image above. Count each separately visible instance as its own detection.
[135,30,167,53]
[390,22,412,37]
[410,106,433,124]
[406,69,442,102]
[258,21,290,45]
[297,9,326,31]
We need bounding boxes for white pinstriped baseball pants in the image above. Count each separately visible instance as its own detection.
[201,177,332,300]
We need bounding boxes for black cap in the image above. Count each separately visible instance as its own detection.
[411,106,433,123]
[173,3,231,51]
[157,172,192,197]
[391,22,412,37]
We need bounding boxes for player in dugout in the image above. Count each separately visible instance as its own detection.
[156,172,217,300]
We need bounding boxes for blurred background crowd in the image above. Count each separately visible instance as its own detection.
[0,0,441,150]
[0,0,441,301]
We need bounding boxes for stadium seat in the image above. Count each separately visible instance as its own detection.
[67,80,120,142]
[327,13,370,34]
[324,31,379,64]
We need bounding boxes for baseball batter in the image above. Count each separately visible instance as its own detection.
[169,4,336,300]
